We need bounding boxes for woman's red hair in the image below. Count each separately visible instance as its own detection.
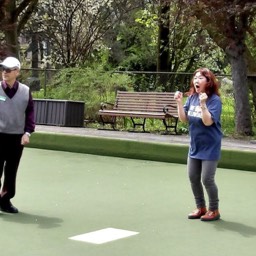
[187,68,221,97]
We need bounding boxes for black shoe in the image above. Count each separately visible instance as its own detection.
[0,201,19,214]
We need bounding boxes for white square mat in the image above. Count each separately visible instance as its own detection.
[69,227,139,244]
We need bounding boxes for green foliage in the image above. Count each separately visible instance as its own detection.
[33,65,134,120]
[246,19,256,61]
[116,9,157,71]
[108,2,230,92]
[109,8,158,91]
[221,95,235,136]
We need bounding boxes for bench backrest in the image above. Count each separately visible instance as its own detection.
[114,91,177,114]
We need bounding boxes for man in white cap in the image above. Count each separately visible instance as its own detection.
[0,56,35,213]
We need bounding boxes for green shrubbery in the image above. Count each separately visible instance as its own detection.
[33,65,134,121]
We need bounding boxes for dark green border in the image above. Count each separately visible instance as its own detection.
[28,132,256,172]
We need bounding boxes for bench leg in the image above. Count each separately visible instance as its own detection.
[98,115,117,130]
[162,118,179,135]
[130,117,147,132]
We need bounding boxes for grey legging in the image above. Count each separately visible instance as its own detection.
[187,157,219,211]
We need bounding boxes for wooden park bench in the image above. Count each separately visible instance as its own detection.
[98,91,179,134]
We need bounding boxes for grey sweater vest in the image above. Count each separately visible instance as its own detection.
[0,82,29,134]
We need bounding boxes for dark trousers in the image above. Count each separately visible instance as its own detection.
[0,133,24,201]
[187,157,219,211]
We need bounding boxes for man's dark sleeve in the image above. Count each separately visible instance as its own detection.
[24,91,35,133]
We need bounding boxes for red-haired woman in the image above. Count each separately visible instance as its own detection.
[174,68,222,221]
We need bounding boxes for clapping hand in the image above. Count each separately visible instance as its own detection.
[199,92,208,104]
[174,91,183,102]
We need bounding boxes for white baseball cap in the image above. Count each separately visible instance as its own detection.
[0,57,21,69]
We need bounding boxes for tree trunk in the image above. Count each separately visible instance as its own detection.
[2,1,19,57]
[0,0,39,58]
[157,0,170,91]
[45,39,52,81]
[31,32,39,77]
[3,23,19,57]
[229,53,253,135]
[190,2,255,136]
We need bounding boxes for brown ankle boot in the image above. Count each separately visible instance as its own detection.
[200,210,220,221]
[188,207,207,219]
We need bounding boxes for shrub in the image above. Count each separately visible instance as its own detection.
[33,66,134,121]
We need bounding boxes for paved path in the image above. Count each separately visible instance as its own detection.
[35,125,256,152]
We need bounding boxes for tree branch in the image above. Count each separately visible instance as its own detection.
[17,0,39,34]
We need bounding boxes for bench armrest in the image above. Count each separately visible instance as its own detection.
[100,102,115,110]
[163,104,177,112]
[163,104,178,117]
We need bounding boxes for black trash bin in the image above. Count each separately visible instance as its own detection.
[33,99,85,127]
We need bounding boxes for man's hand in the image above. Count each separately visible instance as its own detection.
[21,133,30,145]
